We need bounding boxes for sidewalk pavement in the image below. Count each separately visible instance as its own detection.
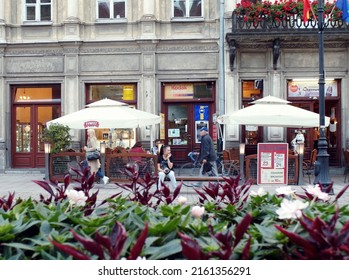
[0,168,348,206]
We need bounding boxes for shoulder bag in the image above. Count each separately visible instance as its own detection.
[86,151,100,161]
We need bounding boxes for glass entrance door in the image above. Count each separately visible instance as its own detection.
[166,103,213,165]
[12,105,59,168]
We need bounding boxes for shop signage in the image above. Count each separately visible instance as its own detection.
[257,143,288,185]
[160,113,165,140]
[194,104,209,143]
[84,121,100,128]
[288,80,337,98]
[123,85,134,100]
[164,83,194,99]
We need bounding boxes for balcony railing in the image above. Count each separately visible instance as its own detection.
[231,11,349,32]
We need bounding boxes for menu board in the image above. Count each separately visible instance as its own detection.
[257,143,289,185]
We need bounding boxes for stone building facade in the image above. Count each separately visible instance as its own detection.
[0,0,232,170]
[0,0,347,172]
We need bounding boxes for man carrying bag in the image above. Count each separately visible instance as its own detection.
[198,127,218,177]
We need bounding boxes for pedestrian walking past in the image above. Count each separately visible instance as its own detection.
[83,128,109,184]
[198,127,218,176]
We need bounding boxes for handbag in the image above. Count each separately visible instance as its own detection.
[202,161,212,174]
[86,151,100,161]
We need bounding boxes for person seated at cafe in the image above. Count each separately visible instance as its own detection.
[128,141,147,162]
[152,139,162,155]
[157,145,177,190]
[291,130,305,154]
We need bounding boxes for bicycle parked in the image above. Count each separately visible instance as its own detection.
[178,151,239,177]
[177,151,202,177]
[177,151,239,180]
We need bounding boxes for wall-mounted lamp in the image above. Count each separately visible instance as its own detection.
[239,143,246,182]
[298,143,304,186]
[44,142,51,154]
[298,143,304,156]
[100,141,106,154]
[100,141,106,176]
[239,143,246,156]
[44,142,51,181]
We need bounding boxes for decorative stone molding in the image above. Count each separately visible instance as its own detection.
[226,35,236,71]
[64,17,80,23]
[141,14,157,21]
[79,47,140,54]
[273,38,280,70]
[5,49,63,56]
[157,44,218,52]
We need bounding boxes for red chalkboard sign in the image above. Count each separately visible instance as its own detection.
[257,143,289,185]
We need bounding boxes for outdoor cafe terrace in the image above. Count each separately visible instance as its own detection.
[48,148,301,185]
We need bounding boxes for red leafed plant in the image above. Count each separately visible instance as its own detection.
[275,208,349,259]
[194,176,253,209]
[50,221,148,260]
[33,166,121,215]
[0,192,18,211]
[178,213,253,260]
[116,163,182,207]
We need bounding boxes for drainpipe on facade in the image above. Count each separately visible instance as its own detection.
[219,0,226,150]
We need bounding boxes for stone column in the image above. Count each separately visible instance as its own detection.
[63,0,80,41]
[67,0,79,20]
[0,0,5,43]
[267,72,284,142]
[143,0,155,15]
[0,139,5,172]
[140,0,156,39]
[0,46,5,171]
[62,43,81,147]
[225,73,240,142]
[138,41,158,143]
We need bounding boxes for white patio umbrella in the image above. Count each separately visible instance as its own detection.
[46,98,161,129]
[46,98,161,148]
[217,96,330,128]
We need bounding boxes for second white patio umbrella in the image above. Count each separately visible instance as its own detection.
[217,96,330,128]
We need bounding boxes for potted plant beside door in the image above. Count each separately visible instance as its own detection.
[42,123,72,154]
[42,123,73,179]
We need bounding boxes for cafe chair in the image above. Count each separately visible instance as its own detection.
[303,149,318,184]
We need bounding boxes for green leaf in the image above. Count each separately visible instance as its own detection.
[3,242,36,251]
[253,224,281,244]
[144,239,182,260]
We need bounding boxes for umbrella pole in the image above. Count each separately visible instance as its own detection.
[150,125,153,153]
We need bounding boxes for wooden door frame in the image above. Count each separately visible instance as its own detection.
[287,100,341,166]
[162,102,216,165]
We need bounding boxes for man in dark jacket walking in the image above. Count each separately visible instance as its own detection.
[198,127,218,176]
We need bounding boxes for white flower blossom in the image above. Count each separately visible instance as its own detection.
[120,256,146,260]
[191,206,205,218]
[66,189,87,207]
[178,196,188,205]
[275,186,296,196]
[250,187,267,197]
[305,185,330,201]
[275,186,296,195]
[276,199,309,220]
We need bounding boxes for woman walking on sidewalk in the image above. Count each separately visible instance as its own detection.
[83,128,109,184]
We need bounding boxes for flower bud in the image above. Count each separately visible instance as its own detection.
[191,205,205,218]
[178,196,187,205]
